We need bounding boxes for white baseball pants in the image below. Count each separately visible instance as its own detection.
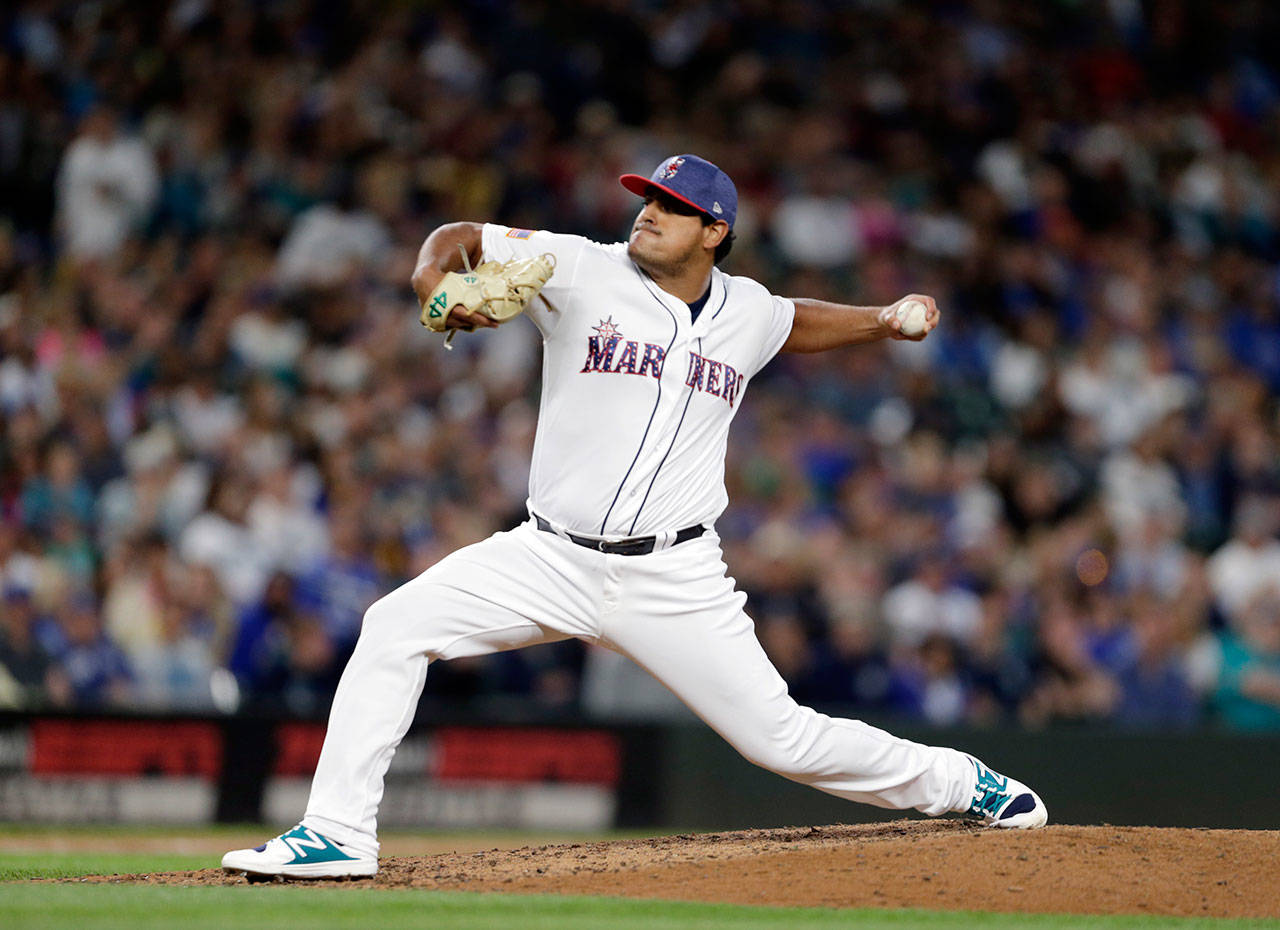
[302,521,975,855]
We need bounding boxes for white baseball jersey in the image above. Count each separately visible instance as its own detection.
[481,223,795,538]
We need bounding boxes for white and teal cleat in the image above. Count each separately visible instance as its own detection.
[965,756,1049,829]
[222,824,377,879]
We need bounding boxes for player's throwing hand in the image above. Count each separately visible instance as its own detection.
[880,294,940,341]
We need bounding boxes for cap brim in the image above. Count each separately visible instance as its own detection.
[619,174,718,220]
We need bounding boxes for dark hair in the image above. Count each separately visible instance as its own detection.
[701,213,735,264]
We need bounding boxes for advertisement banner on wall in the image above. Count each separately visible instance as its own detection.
[0,716,621,830]
[264,722,620,831]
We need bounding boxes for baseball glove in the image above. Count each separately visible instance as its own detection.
[420,248,556,335]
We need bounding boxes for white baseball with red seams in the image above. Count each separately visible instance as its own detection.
[293,224,1030,862]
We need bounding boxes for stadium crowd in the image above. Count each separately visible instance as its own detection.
[2,0,1279,731]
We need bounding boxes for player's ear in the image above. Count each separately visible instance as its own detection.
[703,220,729,251]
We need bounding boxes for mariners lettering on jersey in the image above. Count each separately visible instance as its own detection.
[685,352,743,407]
[581,317,665,378]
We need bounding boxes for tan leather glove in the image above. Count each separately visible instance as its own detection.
[420,253,557,332]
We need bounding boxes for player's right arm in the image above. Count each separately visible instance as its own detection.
[410,222,497,330]
[782,295,939,353]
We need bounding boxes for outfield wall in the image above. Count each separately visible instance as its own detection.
[0,712,1276,830]
[650,723,1280,830]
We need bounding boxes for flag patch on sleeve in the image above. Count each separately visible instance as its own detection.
[506,228,535,239]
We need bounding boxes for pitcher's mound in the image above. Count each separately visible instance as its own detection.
[91,820,1280,918]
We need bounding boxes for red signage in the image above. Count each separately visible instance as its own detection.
[272,722,620,785]
[29,719,223,778]
[433,728,621,785]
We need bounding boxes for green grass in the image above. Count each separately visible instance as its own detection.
[0,822,255,836]
[0,852,213,881]
[1,886,1277,930]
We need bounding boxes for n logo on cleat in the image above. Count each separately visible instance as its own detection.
[283,828,334,861]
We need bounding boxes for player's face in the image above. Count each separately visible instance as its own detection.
[627,191,720,274]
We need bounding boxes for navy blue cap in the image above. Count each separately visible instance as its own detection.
[620,154,737,228]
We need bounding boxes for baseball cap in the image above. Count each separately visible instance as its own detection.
[620,154,737,228]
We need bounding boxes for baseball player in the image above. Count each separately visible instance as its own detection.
[223,154,1047,879]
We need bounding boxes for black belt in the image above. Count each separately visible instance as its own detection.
[533,513,705,556]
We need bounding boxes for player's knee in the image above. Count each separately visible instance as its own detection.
[738,742,786,773]
[356,592,421,643]
[730,723,793,771]
[736,713,828,778]
[355,585,451,656]
[359,596,394,633]
[748,745,824,779]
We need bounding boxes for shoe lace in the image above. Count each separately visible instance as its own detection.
[968,761,1010,817]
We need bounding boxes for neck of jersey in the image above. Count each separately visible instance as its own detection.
[687,283,712,324]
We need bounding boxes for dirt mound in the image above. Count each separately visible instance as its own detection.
[74,820,1280,918]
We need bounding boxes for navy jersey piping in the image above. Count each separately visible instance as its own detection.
[711,276,730,319]
[626,333,706,535]
[598,264,680,535]
[625,284,726,533]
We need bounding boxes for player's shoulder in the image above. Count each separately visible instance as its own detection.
[486,223,622,254]
[718,268,779,306]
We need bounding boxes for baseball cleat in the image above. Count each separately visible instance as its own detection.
[965,756,1049,829]
[221,824,377,879]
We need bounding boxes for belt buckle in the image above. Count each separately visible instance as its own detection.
[596,539,608,553]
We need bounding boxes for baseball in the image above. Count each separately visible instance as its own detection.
[895,299,929,337]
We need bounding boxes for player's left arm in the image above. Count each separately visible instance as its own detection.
[411,221,497,331]
[781,294,939,353]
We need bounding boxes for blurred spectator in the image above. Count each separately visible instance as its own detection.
[19,440,94,532]
[42,592,132,709]
[130,603,218,711]
[248,463,330,576]
[118,550,232,711]
[55,105,158,259]
[1208,497,1280,625]
[1021,595,1119,727]
[229,572,339,716]
[102,533,170,657]
[1,0,1278,732]
[886,634,970,727]
[1213,591,1280,731]
[294,506,383,653]
[772,169,861,269]
[1112,598,1200,730]
[881,557,982,649]
[0,584,71,708]
[274,187,392,291]
[179,472,273,607]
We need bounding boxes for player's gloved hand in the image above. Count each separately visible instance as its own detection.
[419,253,557,333]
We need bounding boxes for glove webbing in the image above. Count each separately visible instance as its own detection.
[442,243,473,350]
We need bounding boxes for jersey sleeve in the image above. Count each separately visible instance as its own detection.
[747,293,796,377]
[481,224,586,336]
